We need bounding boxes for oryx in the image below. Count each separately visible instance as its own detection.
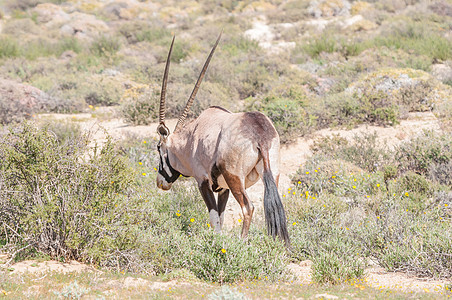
[156,33,290,245]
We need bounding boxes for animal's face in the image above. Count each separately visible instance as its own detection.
[156,141,174,190]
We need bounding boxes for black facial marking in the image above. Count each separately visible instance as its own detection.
[158,149,181,183]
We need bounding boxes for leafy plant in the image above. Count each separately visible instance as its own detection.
[0,122,133,261]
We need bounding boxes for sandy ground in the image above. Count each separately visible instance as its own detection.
[22,110,447,295]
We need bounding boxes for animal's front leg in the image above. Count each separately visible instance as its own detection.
[199,180,221,232]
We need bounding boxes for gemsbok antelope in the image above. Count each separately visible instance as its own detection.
[156,33,290,246]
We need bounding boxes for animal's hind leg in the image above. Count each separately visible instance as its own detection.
[218,189,229,230]
[222,171,254,238]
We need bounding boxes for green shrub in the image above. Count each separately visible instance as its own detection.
[90,35,121,57]
[287,196,366,284]
[118,22,169,44]
[43,121,82,144]
[398,171,431,195]
[221,35,260,57]
[285,170,451,280]
[373,21,452,62]
[246,93,313,143]
[311,237,365,284]
[0,122,133,261]
[120,86,159,125]
[309,132,393,172]
[82,75,123,106]
[57,37,83,54]
[302,35,338,58]
[0,36,19,58]
[396,130,452,179]
[21,38,59,60]
[355,205,452,278]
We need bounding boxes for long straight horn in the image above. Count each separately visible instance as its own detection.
[159,35,175,127]
[174,31,222,133]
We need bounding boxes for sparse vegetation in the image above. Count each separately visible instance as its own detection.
[0,0,451,297]
[289,132,451,280]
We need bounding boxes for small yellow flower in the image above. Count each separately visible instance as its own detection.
[312,197,316,200]
[297,181,301,184]
[352,185,356,189]
[424,288,430,293]
[377,183,380,187]
[293,222,297,225]
[207,223,210,227]
[176,213,181,217]
[293,192,295,195]
[288,188,291,191]
[377,216,380,219]
[353,178,357,181]
[142,173,146,176]
[153,167,157,171]
[88,105,94,109]
[221,248,226,254]
[143,140,147,144]
[238,219,242,223]
[139,162,142,165]
[190,218,194,222]
[283,194,286,197]
[332,175,336,179]
[405,192,409,197]
[306,171,309,175]
[323,204,326,207]
[314,170,318,173]
[445,204,449,207]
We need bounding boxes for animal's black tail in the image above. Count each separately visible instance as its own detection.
[262,167,290,247]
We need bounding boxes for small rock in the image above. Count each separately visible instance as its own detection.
[60,50,77,60]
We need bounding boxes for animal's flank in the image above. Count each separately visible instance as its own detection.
[240,112,278,146]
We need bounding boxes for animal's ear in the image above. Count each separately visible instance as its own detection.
[157,124,170,139]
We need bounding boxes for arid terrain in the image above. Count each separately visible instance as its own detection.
[1,0,451,298]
